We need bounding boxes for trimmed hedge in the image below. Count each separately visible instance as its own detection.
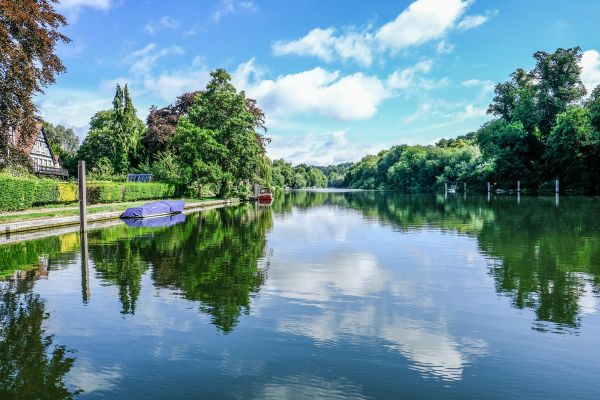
[0,175,36,211]
[0,174,175,211]
[87,181,175,204]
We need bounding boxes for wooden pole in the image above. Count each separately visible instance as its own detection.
[464,182,467,192]
[445,182,448,192]
[487,181,491,193]
[78,160,87,232]
[80,231,90,303]
[517,180,521,193]
[555,179,559,193]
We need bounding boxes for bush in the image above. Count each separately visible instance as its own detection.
[0,174,175,211]
[87,181,174,204]
[58,182,78,203]
[0,174,36,211]
[87,182,124,204]
[122,182,175,201]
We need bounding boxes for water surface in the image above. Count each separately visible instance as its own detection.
[1,191,600,399]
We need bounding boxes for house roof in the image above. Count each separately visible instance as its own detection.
[14,123,55,161]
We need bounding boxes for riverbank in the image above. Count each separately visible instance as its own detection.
[0,198,239,237]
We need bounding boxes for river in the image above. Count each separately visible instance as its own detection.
[1,190,599,399]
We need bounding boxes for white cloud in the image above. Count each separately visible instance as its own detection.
[457,14,489,31]
[235,59,389,120]
[461,78,495,93]
[126,44,185,75]
[375,0,469,52]
[387,60,448,91]
[273,28,373,67]
[436,40,455,54]
[267,131,387,165]
[57,0,111,11]
[145,16,181,35]
[272,0,491,66]
[581,49,600,94]
[212,0,257,24]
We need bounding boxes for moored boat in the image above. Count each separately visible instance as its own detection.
[121,200,185,219]
[256,187,273,202]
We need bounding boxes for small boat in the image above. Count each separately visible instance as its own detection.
[447,188,456,194]
[121,200,185,219]
[256,187,273,202]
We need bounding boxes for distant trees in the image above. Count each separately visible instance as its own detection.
[271,159,327,189]
[0,0,69,155]
[326,47,600,194]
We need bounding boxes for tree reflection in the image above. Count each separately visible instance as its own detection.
[0,281,78,399]
[148,206,272,333]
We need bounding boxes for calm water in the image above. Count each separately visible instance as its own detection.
[1,191,600,399]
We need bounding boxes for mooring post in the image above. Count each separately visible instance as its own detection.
[487,181,491,193]
[555,178,559,193]
[445,182,448,192]
[517,180,521,193]
[464,182,467,192]
[78,160,87,232]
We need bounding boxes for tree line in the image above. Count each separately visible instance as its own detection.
[319,47,600,194]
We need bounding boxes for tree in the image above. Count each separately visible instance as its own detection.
[42,121,79,156]
[180,69,267,196]
[545,107,596,191]
[111,84,144,173]
[76,85,144,174]
[171,117,226,196]
[76,110,116,170]
[533,47,587,138]
[0,0,69,156]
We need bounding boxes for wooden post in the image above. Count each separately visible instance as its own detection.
[487,181,491,193]
[517,180,521,193]
[464,182,467,192]
[445,182,448,192]
[78,160,87,232]
[80,231,90,303]
[555,179,559,193]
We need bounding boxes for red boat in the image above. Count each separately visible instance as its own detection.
[256,187,273,203]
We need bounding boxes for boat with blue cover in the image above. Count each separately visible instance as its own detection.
[121,200,185,219]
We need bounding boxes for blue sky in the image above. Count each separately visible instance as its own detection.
[39,0,600,165]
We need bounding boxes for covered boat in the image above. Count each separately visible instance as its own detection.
[121,200,185,219]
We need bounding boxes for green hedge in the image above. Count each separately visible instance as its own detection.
[0,174,175,211]
[0,175,36,211]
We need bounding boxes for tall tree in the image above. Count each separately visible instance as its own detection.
[0,0,69,154]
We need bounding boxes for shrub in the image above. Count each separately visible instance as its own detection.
[86,182,124,204]
[58,182,78,203]
[33,179,61,205]
[0,174,36,211]
[122,182,175,201]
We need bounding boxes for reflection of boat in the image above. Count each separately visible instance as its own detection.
[121,200,185,219]
[256,187,273,202]
[122,213,186,228]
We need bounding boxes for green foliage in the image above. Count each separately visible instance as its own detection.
[75,85,145,174]
[173,69,267,197]
[271,159,327,189]
[86,181,174,204]
[0,175,36,211]
[42,121,80,157]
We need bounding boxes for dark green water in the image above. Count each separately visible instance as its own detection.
[1,191,600,399]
